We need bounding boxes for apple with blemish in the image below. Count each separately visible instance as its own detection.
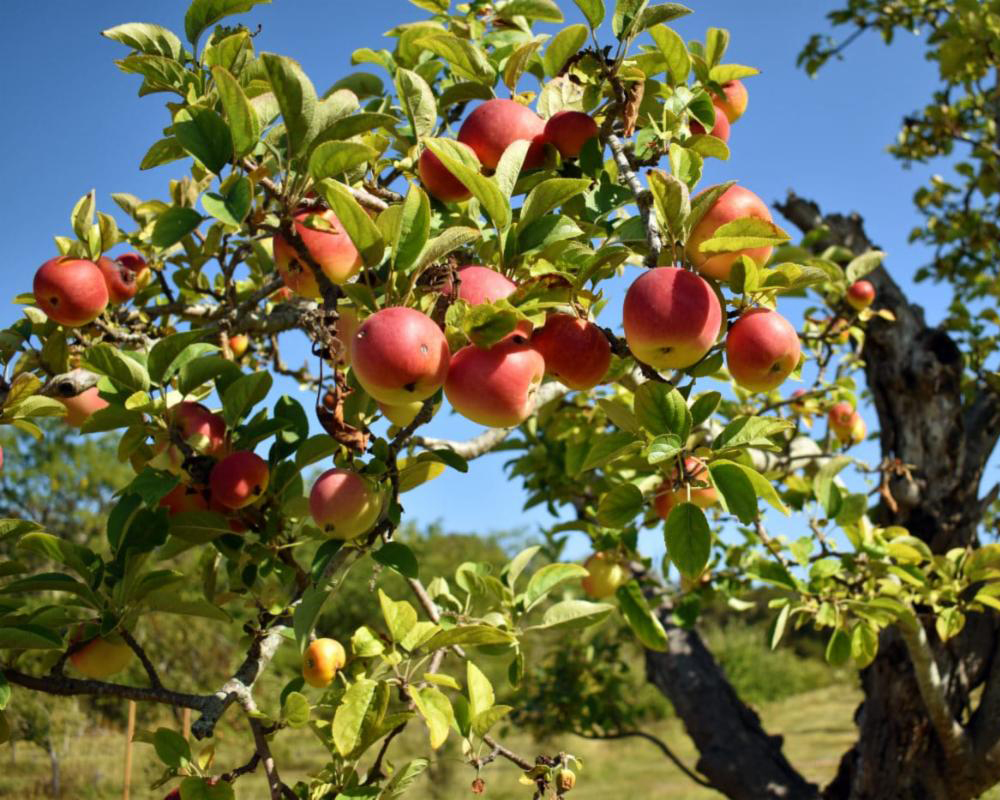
[690,104,731,142]
[209,451,269,510]
[273,210,362,298]
[445,339,545,427]
[726,308,801,392]
[419,147,472,203]
[544,110,598,159]
[59,387,109,427]
[309,468,381,540]
[714,80,748,123]
[33,257,109,327]
[581,552,628,599]
[302,637,347,688]
[445,265,532,340]
[686,186,774,281]
[654,457,718,520]
[69,626,133,679]
[96,256,139,304]
[458,98,546,169]
[350,307,450,405]
[623,267,722,370]
[531,314,611,390]
[846,280,875,311]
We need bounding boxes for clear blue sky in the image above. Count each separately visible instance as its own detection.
[1,2,952,557]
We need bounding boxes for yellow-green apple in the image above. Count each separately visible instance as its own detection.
[622,267,722,370]
[302,637,347,687]
[654,457,718,520]
[59,387,109,427]
[350,307,451,404]
[33,257,109,327]
[209,451,269,510]
[714,80,748,123]
[581,552,628,598]
[530,313,611,390]
[227,334,249,359]
[685,186,774,281]
[377,399,435,427]
[846,280,875,311]
[115,252,151,290]
[845,414,867,445]
[458,98,546,169]
[419,147,472,203]
[96,256,139,305]
[556,769,577,792]
[69,626,133,679]
[544,110,598,159]
[309,468,381,539]
[159,484,209,515]
[725,308,801,392]
[273,210,362,298]
[690,104,731,142]
[445,339,545,427]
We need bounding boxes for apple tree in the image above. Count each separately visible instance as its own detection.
[1,0,999,798]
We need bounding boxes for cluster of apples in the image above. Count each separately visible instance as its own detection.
[828,401,867,446]
[690,79,748,143]
[32,252,149,328]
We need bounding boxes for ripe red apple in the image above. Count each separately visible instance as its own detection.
[846,280,875,311]
[309,468,381,539]
[653,457,718,520]
[69,626,133,679]
[159,484,209,515]
[828,402,866,445]
[623,267,722,370]
[715,80,748,123]
[690,104,731,142]
[303,637,347,688]
[445,339,546,427]
[169,402,228,458]
[446,265,517,306]
[228,334,249,359]
[458,98,546,169]
[96,256,139,305]
[726,308,801,392]
[164,790,181,800]
[273,210,362,298]
[419,147,472,203]
[530,313,611,390]
[581,552,628,599]
[686,186,774,281]
[350,307,451,404]
[115,252,151,292]
[59,387,109,427]
[33,257,109,327]
[270,286,294,303]
[209,451,269,510]
[543,110,599,159]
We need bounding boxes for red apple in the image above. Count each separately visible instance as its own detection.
[273,210,362,298]
[446,266,518,306]
[59,387,109,427]
[159,484,209,515]
[350,307,451,405]
[653,457,718,520]
[544,111,599,159]
[846,280,875,311]
[228,334,249,359]
[33,257,109,327]
[270,286,294,303]
[581,552,628,599]
[96,256,139,305]
[169,402,228,458]
[828,403,866,445]
[69,625,133,679]
[419,147,472,203]
[690,104,731,143]
[828,401,855,430]
[458,98,546,169]
[445,339,545,427]
[530,313,611,390]
[0,445,4,470]
[623,267,722,370]
[209,451,269,510]
[164,790,181,800]
[309,468,381,540]
[726,308,801,392]
[715,80,748,123]
[686,186,774,281]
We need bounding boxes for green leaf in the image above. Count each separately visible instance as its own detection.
[708,64,759,83]
[494,140,532,200]
[668,141,703,187]
[379,589,417,643]
[17,533,97,578]
[649,25,690,84]
[152,207,203,248]
[351,625,385,658]
[698,217,791,253]
[173,108,233,174]
[308,141,376,181]
[83,345,150,392]
[212,65,260,158]
[220,370,273,426]
[543,24,588,77]
[634,382,691,440]
[102,23,184,59]
[282,691,311,729]
[580,431,639,473]
[179,777,236,800]
[616,580,668,650]
[0,573,99,605]
[372,542,419,579]
[523,563,588,610]
[813,455,852,518]
[293,585,330,652]
[689,391,721,426]
[380,758,429,799]
[768,603,790,649]
[713,415,791,450]
[518,178,591,230]
[704,27,730,68]
[185,0,270,46]
[397,458,446,492]
[637,3,692,31]
[392,184,431,273]
[415,227,481,272]
[613,0,649,38]
[845,250,885,284]
[596,483,644,528]
[645,434,682,465]
[0,625,63,649]
[648,169,690,238]
[411,686,454,749]
[709,461,757,524]
[333,678,378,756]
[395,68,437,139]
[423,139,511,230]
[261,52,318,160]
[665,502,711,579]
[499,0,564,22]
[202,176,251,227]
[472,705,512,738]
[573,0,605,30]
[423,625,515,651]
[466,661,494,720]
[416,34,495,83]
[504,38,546,92]
[825,628,851,666]
[531,599,614,630]
[154,727,191,768]
[0,672,9,710]
[850,622,878,667]
[317,179,385,266]
[145,591,231,621]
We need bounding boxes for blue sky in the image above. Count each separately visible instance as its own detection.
[1,2,953,558]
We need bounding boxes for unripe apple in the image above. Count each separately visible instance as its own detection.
[458,98,546,169]
[726,308,801,392]
[445,340,545,427]
[690,104,731,143]
[273,210,362,298]
[846,280,875,311]
[302,637,347,687]
[419,147,472,203]
[623,267,722,370]
[69,626,133,679]
[544,111,598,159]
[378,399,430,427]
[59,387,109,427]
[209,451,269,510]
[159,483,209,515]
[581,552,628,599]
[654,457,718,520]
[309,468,381,539]
[530,313,611,390]
[715,80,748,123]
[350,307,451,405]
[228,334,249,359]
[96,256,139,305]
[845,414,867,445]
[169,401,228,458]
[555,768,577,792]
[33,257,109,327]
[686,186,774,281]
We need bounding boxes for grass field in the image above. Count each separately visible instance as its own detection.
[0,685,866,799]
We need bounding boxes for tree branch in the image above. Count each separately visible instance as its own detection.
[607,133,661,267]
[249,717,294,800]
[576,729,711,788]
[2,669,205,709]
